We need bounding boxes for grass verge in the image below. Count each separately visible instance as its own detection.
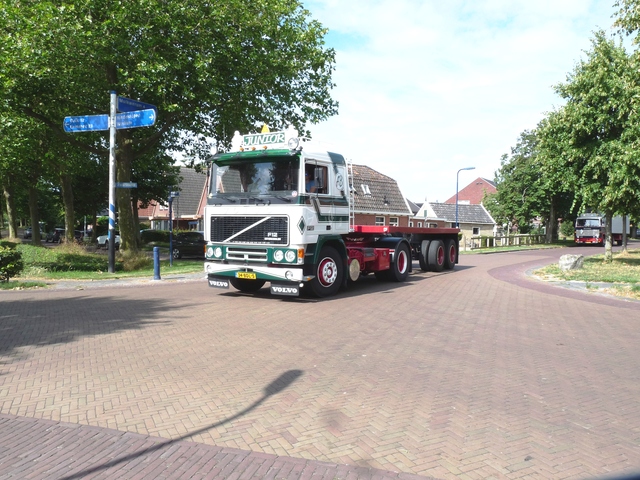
[533,248,640,301]
[11,243,202,284]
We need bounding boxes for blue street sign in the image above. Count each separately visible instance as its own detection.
[116,182,138,189]
[117,96,157,113]
[170,191,180,197]
[116,109,156,129]
[63,114,109,132]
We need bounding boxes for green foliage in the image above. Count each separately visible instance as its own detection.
[1,0,338,252]
[119,250,153,272]
[0,245,24,282]
[140,229,170,244]
[16,243,119,273]
[560,221,575,238]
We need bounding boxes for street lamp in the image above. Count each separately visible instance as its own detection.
[456,167,475,228]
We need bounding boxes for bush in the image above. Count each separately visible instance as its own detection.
[119,250,153,271]
[0,245,24,282]
[140,229,170,244]
[560,221,575,239]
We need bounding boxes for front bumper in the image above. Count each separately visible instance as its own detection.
[204,261,307,282]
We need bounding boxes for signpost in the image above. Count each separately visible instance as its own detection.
[63,114,109,132]
[116,182,138,189]
[116,109,156,129]
[117,96,157,113]
[63,92,157,273]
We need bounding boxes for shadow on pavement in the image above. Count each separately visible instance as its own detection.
[58,369,304,480]
[0,296,183,359]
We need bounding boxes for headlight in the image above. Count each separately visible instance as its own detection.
[214,247,222,258]
[206,247,214,257]
[274,250,284,262]
[285,250,296,262]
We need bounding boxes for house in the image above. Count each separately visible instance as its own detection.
[408,201,447,228]
[425,202,496,248]
[138,167,208,231]
[444,177,496,205]
[351,165,413,226]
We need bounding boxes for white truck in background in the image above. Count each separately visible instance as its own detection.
[574,213,630,246]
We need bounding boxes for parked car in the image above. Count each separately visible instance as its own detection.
[45,228,65,243]
[24,226,46,239]
[96,232,121,250]
[171,231,205,259]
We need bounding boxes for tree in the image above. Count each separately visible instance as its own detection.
[546,31,640,260]
[485,129,574,242]
[0,0,337,250]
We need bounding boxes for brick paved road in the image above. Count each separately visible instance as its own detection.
[1,246,639,479]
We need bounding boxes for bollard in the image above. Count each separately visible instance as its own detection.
[153,246,161,280]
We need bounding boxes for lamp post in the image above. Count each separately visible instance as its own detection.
[456,167,475,228]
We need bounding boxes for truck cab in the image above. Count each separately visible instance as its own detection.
[203,127,350,296]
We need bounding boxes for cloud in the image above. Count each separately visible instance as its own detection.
[305,0,617,202]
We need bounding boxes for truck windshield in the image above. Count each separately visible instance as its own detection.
[209,157,300,202]
[576,219,600,228]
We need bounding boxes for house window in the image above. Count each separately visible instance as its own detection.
[409,221,414,227]
[417,222,423,228]
[375,216,385,225]
[389,217,399,227]
[473,227,480,235]
[361,184,371,195]
[429,223,438,228]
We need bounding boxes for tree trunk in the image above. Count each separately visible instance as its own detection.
[545,200,556,244]
[604,211,613,263]
[59,172,75,243]
[116,132,137,252]
[28,183,42,243]
[132,194,141,248]
[2,176,18,239]
[622,214,628,253]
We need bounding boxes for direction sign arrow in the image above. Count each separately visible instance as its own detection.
[117,96,157,113]
[116,182,138,189]
[116,109,156,129]
[63,114,109,132]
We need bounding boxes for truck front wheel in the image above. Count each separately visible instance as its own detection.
[230,278,266,293]
[308,246,344,297]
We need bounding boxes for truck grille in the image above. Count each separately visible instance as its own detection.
[210,216,288,245]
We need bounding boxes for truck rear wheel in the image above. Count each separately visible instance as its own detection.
[230,278,266,293]
[388,243,410,282]
[444,239,457,270]
[308,246,344,297]
[418,240,431,272]
[428,240,445,272]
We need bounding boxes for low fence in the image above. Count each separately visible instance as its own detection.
[462,234,547,250]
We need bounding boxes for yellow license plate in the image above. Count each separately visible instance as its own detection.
[236,272,256,279]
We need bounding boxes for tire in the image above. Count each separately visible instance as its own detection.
[308,246,344,297]
[428,240,445,272]
[418,240,431,272]
[230,278,266,292]
[172,248,182,259]
[444,239,457,270]
[388,243,411,282]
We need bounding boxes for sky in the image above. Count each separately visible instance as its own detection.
[303,0,620,203]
